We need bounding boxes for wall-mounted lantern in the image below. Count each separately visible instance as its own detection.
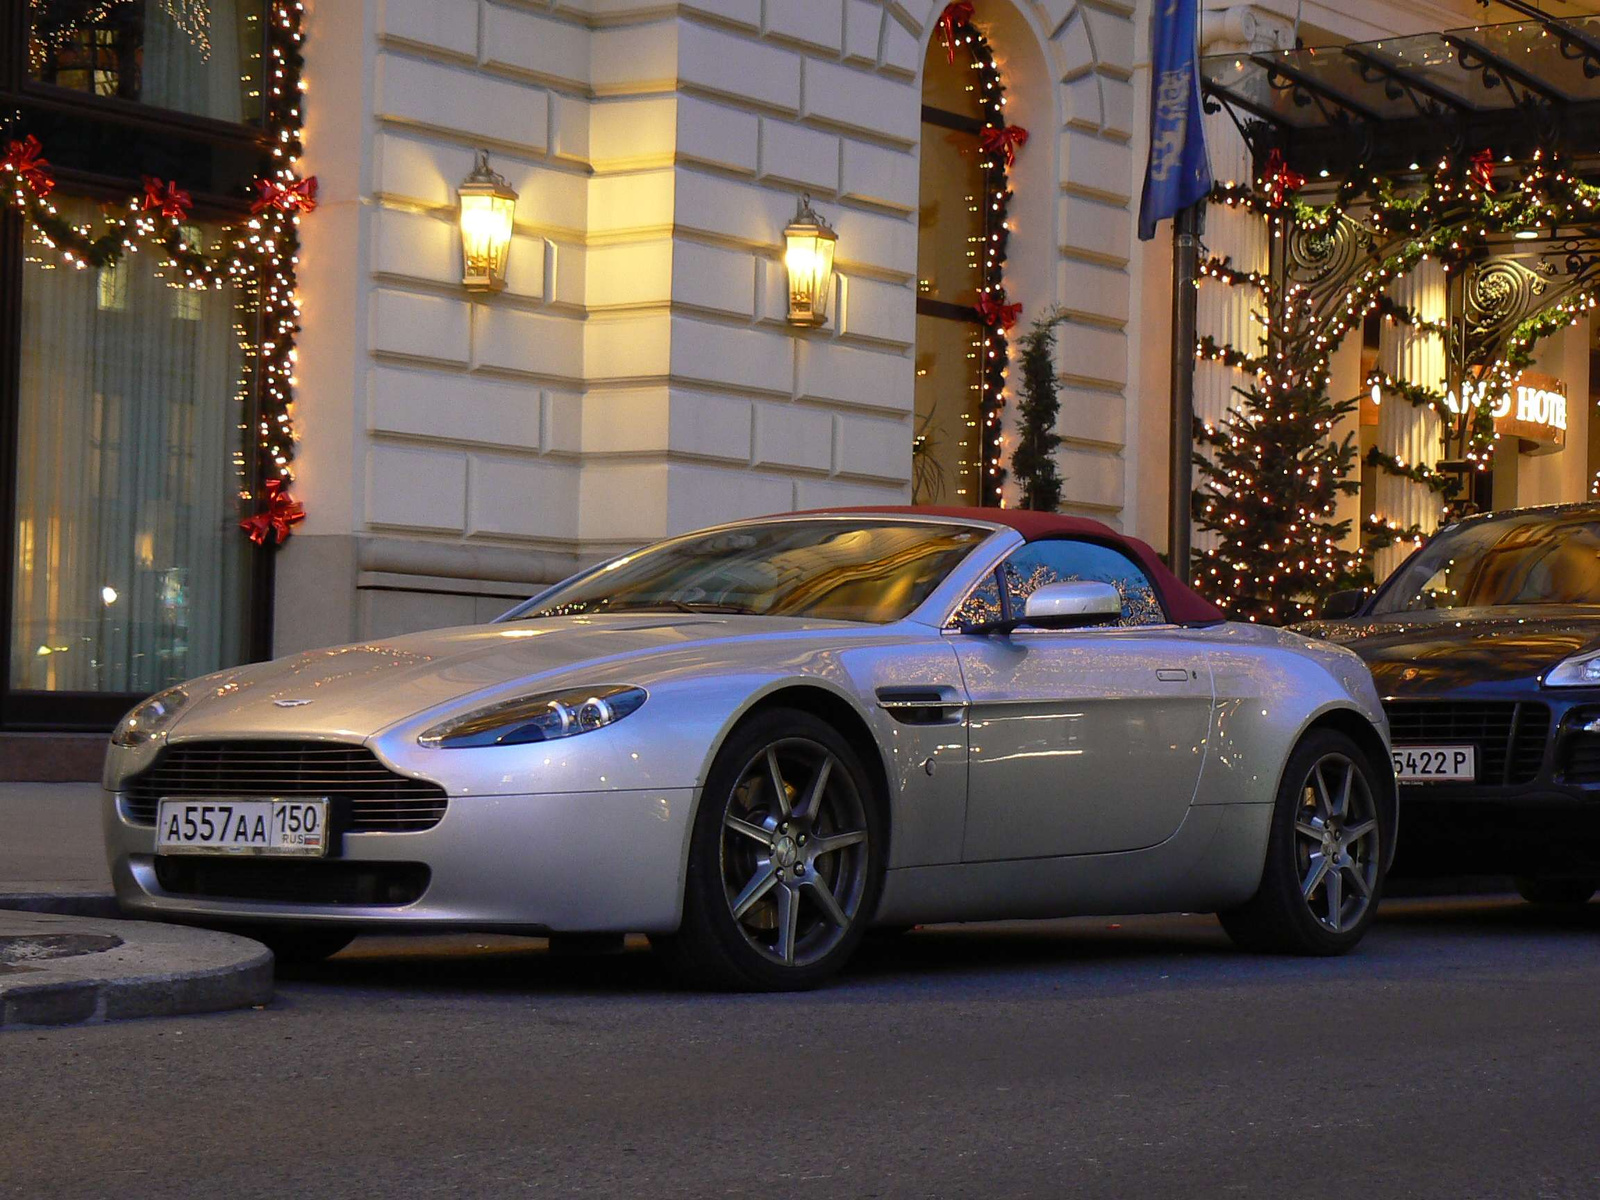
[458,149,518,293]
[783,194,838,327]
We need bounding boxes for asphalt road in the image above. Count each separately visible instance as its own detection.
[5,895,1600,1200]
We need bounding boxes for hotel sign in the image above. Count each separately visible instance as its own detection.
[1449,371,1568,454]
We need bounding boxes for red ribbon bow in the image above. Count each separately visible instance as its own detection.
[251,175,319,215]
[4,134,54,197]
[1469,149,1495,193]
[142,177,193,221]
[979,124,1029,167]
[976,291,1022,331]
[240,478,306,546]
[1262,149,1305,205]
[939,2,975,63]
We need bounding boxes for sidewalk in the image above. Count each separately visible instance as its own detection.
[0,781,274,1027]
[0,781,117,915]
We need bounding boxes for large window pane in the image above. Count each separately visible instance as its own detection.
[999,541,1167,627]
[915,29,988,505]
[914,314,982,504]
[28,0,265,124]
[12,196,256,694]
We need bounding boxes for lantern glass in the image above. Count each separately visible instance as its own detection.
[783,197,838,326]
[458,151,518,293]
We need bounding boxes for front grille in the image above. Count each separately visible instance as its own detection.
[123,741,448,832]
[1562,733,1600,784]
[1384,700,1550,786]
[154,857,430,905]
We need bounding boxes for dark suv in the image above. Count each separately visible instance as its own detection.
[1297,502,1600,903]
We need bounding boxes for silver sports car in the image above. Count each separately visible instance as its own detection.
[104,507,1396,990]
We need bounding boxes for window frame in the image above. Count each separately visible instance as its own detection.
[943,536,1174,632]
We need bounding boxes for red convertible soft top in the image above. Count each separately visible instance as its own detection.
[806,504,1227,626]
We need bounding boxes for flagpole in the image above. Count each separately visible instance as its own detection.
[1167,200,1201,578]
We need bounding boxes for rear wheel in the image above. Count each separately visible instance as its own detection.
[652,708,884,991]
[1514,877,1597,906]
[1220,729,1390,956]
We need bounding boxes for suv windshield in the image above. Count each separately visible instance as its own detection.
[504,520,991,625]
[1373,512,1600,614]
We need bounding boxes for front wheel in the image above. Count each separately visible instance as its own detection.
[1220,729,1391,956]
[652,708,885,991]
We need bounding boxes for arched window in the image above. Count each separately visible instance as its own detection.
[913,32,990,505]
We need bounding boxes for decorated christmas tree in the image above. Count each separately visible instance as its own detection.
[1191,274,1368,623]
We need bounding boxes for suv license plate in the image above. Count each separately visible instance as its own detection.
[1391,745,1475,784]
[156,798,329,857]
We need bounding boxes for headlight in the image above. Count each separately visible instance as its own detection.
[110,686,191,748]
[1544,649,1600,687]
[419,685,647,748]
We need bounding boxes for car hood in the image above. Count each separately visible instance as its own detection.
[165,614,873,740]
[1294,605,1600,694]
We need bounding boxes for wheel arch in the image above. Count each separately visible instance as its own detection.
[1298,705,1399,872]
[708,682,895,863]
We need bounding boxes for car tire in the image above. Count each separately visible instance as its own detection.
[651,707,886,992]
[1513,877,1597,906]
[1219,728,1392,956]
[248,926,356,966]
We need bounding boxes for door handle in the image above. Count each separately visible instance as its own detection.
[875,685,967,725]
[1156,668,1191,682]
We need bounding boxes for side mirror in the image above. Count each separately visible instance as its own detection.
[1022,581,1122,630]
[1319,589,1367,621]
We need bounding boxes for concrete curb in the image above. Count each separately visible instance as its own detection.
[0,911,273,1029]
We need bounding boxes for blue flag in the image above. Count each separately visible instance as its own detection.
[1137,0,1211,240]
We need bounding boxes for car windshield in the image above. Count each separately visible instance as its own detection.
[1373,512,1600,614]
[503,520,992,624]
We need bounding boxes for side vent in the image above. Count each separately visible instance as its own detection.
[875,686,967,726]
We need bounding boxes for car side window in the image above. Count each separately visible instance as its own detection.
[947,568,1004,630]
[998,540,1166,628]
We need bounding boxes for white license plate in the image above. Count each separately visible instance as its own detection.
[1391,745,1476,784]
[156,798,329,857]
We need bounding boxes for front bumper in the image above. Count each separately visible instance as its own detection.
[1386,687,1600,875]
[105,787,698,934]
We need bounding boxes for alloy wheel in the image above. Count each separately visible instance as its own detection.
[718,737,871,967]
[1292,752,1381,934]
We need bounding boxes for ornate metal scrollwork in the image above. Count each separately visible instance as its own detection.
[1284,212,1370,311]
[1442,36,1561,146]
[1462,257,1551,343]
[1450,248,1598,372]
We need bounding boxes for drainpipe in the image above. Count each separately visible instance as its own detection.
[1168,202,1202,576]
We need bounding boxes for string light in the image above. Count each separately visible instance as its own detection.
[942,4,1022,506]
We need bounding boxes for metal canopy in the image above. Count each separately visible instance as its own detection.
[1201,11,1600,179]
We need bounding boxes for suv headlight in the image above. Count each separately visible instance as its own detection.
[110,686,191,748]
[419,685,647,748]
[1544,648,1600,687]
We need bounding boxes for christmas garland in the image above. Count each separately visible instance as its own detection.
[1363,446,1456,494]
[0,0,312,545]
[1195,333,1269,374]
[938,2,1029,506]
